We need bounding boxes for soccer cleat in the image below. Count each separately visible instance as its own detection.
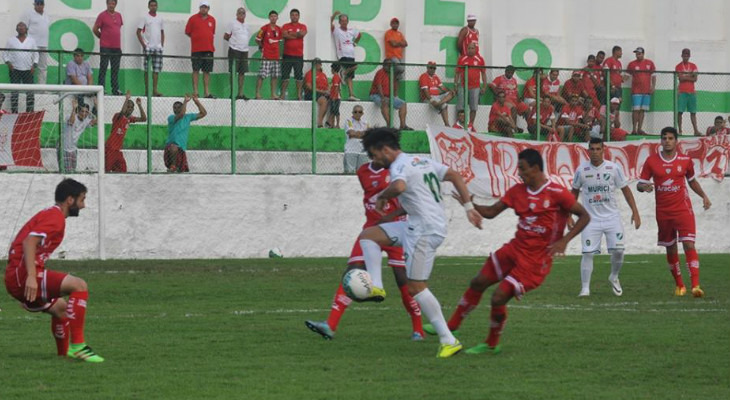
[674,286,687,297]
[305,320,335,340]
[67,344,104,363]
[422,323,460,338]
[464,343,501,355]
[411,332,424,341]
[436,340,463,358]
[360,287,386,303]
[691,286,705,298]
[578,289,590,297]
[609,278,623,296]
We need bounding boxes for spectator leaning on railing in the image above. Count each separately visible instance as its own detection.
[255,10,282,100]
[186,1,216,99]
[136,0,165,97]
[165,94,207,173]
[4,21,38,113]
[419,61,455,126]
[224,7,250,100]
[93,0,123,96]
[331,11,361,101]
[676,48,701,135]
[281,9,307,101]
[23,0,49,84]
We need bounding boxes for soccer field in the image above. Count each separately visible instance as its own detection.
[1,254,728,400]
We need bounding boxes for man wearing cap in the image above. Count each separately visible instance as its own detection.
[137,0,165,97]
[419,62,454,125]
[384,17,407,96]
[458,14,479,56]
[626,47,656,135]
[224,7,250,100]
[599,97,628,141]
[280,9,307,100]
[561,70,588,104]
[23,0,50,84]
[93,0,123,96]
[676,48,701,135]
[185,1,216,98]
[331,11,361,101]
[303,58,328,128]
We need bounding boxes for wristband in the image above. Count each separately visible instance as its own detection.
[463,201,474,211]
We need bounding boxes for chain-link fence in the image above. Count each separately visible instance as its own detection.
[2,48,730,175]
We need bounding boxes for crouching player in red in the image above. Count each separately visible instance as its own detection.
[4,179,104,362]
[306,160,424,340]
[427,149,590,354]
[637,127,712,297]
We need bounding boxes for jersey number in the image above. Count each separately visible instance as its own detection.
[423,172,442,202]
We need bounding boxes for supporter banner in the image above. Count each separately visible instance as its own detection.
[0,111,45,168]
[427,126,730,198]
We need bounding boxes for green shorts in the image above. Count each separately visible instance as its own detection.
[678,92,697,113]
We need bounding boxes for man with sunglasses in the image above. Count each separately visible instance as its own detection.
[343,105,370,173]
[419,62,455,126]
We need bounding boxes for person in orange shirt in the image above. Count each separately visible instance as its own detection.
[303,58,329,128]
[384,18,407,97]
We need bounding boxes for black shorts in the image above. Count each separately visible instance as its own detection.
[228,49,248,74]
[191,51,214,73]
[281,55,303,81]
[337,57,357,79]
[327,99,341,116]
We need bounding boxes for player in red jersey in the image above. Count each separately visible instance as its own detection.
[4,178,104,362]
[425,149,590,354]
[105,91,147,173]
[305,160,424,341]
[637,127,712,297]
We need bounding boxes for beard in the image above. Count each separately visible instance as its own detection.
[69,205,81,217]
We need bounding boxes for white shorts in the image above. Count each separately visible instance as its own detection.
[379,221,445,281]
[581,218,625,254]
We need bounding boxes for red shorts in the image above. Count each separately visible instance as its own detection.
[5,264,67,312]
[164,143,190,173]
[348,240,405,268]
[105,149,127,173]
[657,213,696,247]
[479,242,552,300]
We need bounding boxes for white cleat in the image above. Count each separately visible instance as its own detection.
[578,289,590,297]
[609,278,623,296]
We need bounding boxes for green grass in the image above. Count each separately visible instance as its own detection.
[1,254,728,399]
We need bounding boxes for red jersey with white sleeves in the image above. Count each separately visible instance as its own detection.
[7,205,65,270]
[105,113,139,152]
[500,181,575,253]
[491,75,519,103]
[419,73,443,99]
[639,151,696,218]
[357,162,405,229]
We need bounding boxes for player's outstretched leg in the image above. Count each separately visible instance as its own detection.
[305,282,352,340]
[683,243,704,297]
[466,280,513,355]
[61,275,104,363]
[608,249,624,296]
[666,246,686,296]
[579,253,594,297]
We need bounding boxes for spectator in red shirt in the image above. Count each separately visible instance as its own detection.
[527,92,556,140]
[603,45,626,100]
[561,71,587,104]
[453,109,467,130]
[93,0,123,95]
[558,94,590,142]
[489,65,524,128]
[595,51,606,67]
[455,42,486,131]
[185,1,216,98]
[369,58,412,130]
[419,62,455,125]
[488,91,516,137]
[255,10,283,100]
[627,47,656,135]
[384,17,407,96]
[303,58,328,128]
[544,69,566,110]
[326,63,342,129]
[280,9,307,100]
[706,116,729,136]
[582,55,601,107]
[457,14,479,56]
[105,92,147,173]
[676,48,701,135]
[597,97,628,141]
[521,68,545,105]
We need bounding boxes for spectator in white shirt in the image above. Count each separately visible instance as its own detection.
[4,22,38,113]
[343,104,370,173]
[224,7,250,100]
[331,11,361,101]
[61,98,97,172]
[136,0,165,97]
[23,0,50,84]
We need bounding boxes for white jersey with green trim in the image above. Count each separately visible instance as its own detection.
[572,160,628,221]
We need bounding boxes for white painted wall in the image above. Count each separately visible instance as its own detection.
[1,173,728,260]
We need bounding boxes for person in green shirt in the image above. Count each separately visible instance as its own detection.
[165,93,207,172]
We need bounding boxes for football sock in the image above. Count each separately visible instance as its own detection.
[67,291,88,344]
[486,304,508,348]
[359,239,384,289]
[326,284,352,331]
[580,253,594,291]
[398,285,423,335]
[51,316,69,356]
[685,248,700,288]
[447,287,483,331]
[609,249,624,281]
[666,252,684,287]
[413,288,456,345]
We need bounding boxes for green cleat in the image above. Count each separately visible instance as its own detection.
[422,323,459,338]
[436,340,463,358]
[464,343,501,355]
[305,320,335,340]
[67,344,104,363]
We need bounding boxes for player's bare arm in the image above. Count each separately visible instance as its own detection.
[456,27,467,51]
[688,179,712,210]
[120,90,131,114]
[22,235,42,302]
[621,186,641,228]
[376,180,406,214]
[192,94,207,120]
[566,188,581,228]
[637,181,654,193]
[330,11,340,30]
[135,98,148,123]
[549,202,590,256]
[443,168,483,229]
[450,191,507,220]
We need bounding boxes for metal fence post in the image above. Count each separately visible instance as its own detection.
[230,56,237,175]
[535,68,541,141]
[605,69,612,141]
[311,59,317,174]
[146,52,153,173]
[464,65,470,129]
[388,61,394,128]
[672,70,679,130]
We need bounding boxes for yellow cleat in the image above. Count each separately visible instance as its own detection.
[361,286,386,303]
[436,340,463,358]
[691,286,705,298]
[674,286,687,296]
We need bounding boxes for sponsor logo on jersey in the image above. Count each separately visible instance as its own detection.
[411,157,429,167]
[678,165,683,172]
[585,174,594,178]
[529,202,536,210]
[603,173,610,181]
[543,200,550,208]
[665,168,671,174]
[588,185,610,193]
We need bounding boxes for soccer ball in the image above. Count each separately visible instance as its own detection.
[342,269,373,300]
[268,247,283,258]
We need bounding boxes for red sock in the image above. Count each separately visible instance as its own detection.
[486,304,508,347]
[399,285,423,335]
[667,253,684,287]
[685,248,700,288]
[51,316,69,356]
[326,284,352,331]
[66,291,88,344]
[447,287,483,331]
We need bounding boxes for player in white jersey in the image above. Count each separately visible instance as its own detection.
[571,138,641,297]
[358,128,482,358]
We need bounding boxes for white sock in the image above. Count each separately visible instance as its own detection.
[414,288,456,345]
[609,249,624,281]
[580,253,594,291]
[359,239,383,289]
